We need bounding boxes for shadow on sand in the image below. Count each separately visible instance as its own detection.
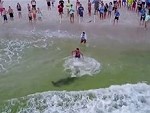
[52,77,77,87]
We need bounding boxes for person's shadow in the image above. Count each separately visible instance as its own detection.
[51,77,77,87]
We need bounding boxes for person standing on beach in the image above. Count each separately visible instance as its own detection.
[59,0,64,13]
[94,0,100,15]
[78,4,84,22]
[80,31,87,44]
[113,9,120,25]
[46,0,51,10]
[52,0,55,7]
[0,0,4,16]
[17,3,22,18]
[66,0,71,16]
[145,7,150,29]
[28,11,32,22]
[31,0,36,10]
[88,0,92,16]
[58,2,63,19]
[108,2,113,18]
[140,5,146,25]
[69,4,75,23]
[104,3,108,19]
[8,6,14,20]
[32,8,37,21]
[2,8,8,23]
[99,3,104,20]
[122,0,126,7]
[37,8,42,21]
[27,4,31,12]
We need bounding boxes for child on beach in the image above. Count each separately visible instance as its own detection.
[72,48,83,58]
[37,8,42,21]
[17,3,22,18]
[8,6,14,20]
[113,9,120,24]
[80,32,87,44]
[2,8,8,23]
[27,4,31,12]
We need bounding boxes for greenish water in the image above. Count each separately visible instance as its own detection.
[0,38,150,103]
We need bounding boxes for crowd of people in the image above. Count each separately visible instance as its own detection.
[0,0,150,28]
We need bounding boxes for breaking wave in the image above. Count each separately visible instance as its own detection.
[63,57,101,77]
[1,83,150,113]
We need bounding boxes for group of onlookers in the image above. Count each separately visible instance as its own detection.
[0,0,150,28]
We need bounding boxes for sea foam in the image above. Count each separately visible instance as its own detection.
[1,83,150,113]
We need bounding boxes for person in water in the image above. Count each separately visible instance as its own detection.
[72,48,83,58]
[80,31,87,44]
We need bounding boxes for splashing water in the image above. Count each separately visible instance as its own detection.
[1,83,150,113]
[63,57,101,77]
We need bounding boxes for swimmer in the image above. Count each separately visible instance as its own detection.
[80,31,87,44]
[72,48,83,58]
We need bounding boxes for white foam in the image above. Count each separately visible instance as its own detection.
[1,83,150,113]
[63,56,101,77]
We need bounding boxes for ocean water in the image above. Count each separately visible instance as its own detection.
[1,83,150,113]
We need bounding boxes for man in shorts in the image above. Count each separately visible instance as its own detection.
[113,9,120,25]
[80,32,87,44]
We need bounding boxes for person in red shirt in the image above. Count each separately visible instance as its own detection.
[72,48,83,58]
[58,3,63,18]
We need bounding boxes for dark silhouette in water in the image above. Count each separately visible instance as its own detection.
[52,77,77,87]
